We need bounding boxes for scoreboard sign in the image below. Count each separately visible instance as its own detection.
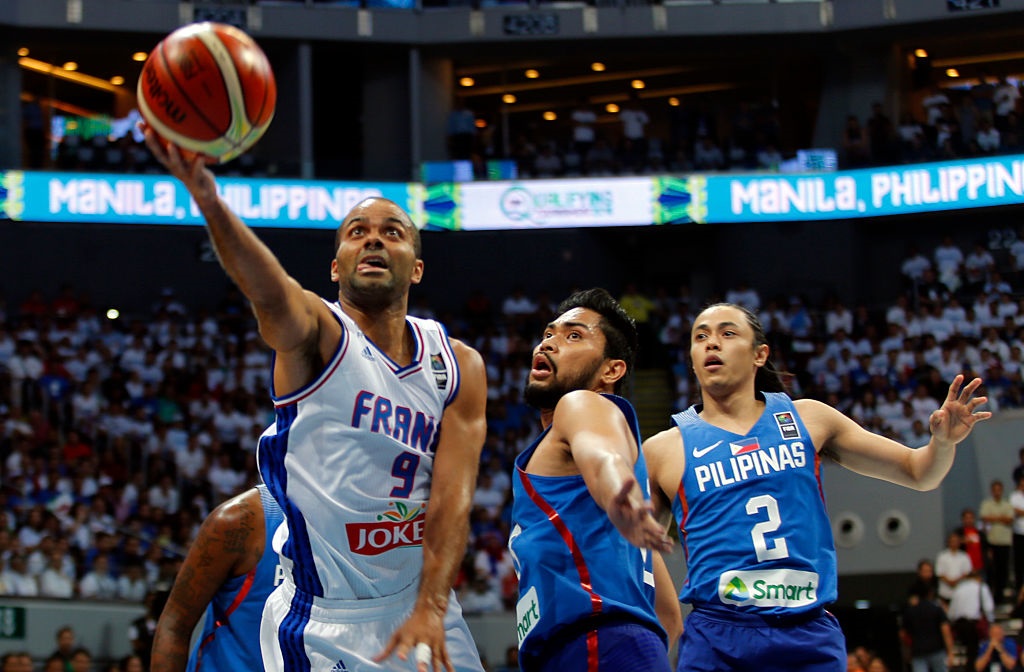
[502,13,559,36]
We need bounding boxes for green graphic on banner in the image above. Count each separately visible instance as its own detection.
[653,175,706,225]
[415,183,462,231]
[0,171,25,221]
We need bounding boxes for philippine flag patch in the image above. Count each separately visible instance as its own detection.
[730,437,761,455]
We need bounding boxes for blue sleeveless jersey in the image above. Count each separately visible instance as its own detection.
[672,392,837,616]
[509,394,664,663]
[186,485,284,672]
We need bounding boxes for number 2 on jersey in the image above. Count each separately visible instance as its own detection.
[390,451,421,497]
[746,494,789,562]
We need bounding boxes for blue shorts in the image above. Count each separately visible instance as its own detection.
[523,621,671,672]
[677,606,846,672]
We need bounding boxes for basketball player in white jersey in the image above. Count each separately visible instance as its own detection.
[144,129,488,672]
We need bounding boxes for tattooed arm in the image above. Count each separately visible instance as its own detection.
[151,488,265,672]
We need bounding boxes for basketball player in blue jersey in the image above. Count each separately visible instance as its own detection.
[644,303,991,672]
[510,288,682,672]
[152,484,284,672]
[144,131,488,672]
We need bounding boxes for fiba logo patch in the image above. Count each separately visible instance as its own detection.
[774,412,801,440]
[430,353,448,389]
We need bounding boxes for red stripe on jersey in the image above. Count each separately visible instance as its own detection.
[519,469,603,615]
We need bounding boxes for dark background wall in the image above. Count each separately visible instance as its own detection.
[4,205,1018,320]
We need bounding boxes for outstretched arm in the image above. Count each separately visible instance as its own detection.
[143,130,330,388]
[556,390,671,552]
[801,375,991,491]
[151,489,264,672]
[375,340,487,672]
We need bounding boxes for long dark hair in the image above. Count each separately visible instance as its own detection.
[699,302,786,394]
[556,288,638,393]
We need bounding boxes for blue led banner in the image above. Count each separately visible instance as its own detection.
[3,154,1024,229]
[0,172,413,228]
[702,155,1024,223]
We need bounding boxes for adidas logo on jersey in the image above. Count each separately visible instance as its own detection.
[361,346,375,361]
[331,659,350,672]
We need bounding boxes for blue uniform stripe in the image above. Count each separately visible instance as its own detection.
[279,586,313,672]
[258,403,324,597]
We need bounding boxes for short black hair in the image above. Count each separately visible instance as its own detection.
[555,288,638,392]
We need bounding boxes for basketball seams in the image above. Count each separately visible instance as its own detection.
[137,21,276,163]
[158,34,229,146]
[195,27,249,155]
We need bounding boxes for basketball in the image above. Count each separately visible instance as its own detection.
[136,22,276,164]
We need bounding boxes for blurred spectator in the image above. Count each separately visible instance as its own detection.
[840,115,871,168]
[78,553,118,600]
[994,75,1021,132]
[693,134,726,171]
[447,100,477,161]
[619,91,650,172]
[0,554,37,596]
[571,98,598,159]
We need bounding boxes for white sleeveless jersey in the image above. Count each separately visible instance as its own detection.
[257,300,461,600]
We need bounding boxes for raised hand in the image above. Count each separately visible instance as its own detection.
[929,374,992,444]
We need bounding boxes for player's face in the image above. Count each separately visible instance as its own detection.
[524,308,608,410]
[690,305,768,394]
[332,199,423,308]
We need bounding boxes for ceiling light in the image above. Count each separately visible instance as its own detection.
[132,52,148,62]
[63,62,78,72]
[459,77,475,87]
[543,111,556,121]
[914,48,928,58]
[606,103,619,114]
[631,79,645,89]
[110,76,125,86]
[591,62,606,72]
[17,48,29,57]
[946,68,960,78]
[525,69,539,79]
[502,94,516,104]
[668,97,680,106]
[18,57,121,93]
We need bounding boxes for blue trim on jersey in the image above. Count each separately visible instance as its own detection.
[366,316,423,374]
[258,403,324,597]
[279,587,313,672]
[436,321,461,408]
[269,304,348,404]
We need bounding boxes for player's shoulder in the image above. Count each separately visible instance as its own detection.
[207,487,264,530]
[449,337,485,368]
[643,426,683,453]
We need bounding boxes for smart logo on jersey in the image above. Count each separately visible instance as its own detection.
[722,576,750,601]
[430,353,448,390]
[516,586,541,645]
[346,501,426,555]
[718,569,820,608]
[774,412,801,440]
[730,437,761,455]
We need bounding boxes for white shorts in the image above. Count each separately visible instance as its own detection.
[260,579,484,672]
